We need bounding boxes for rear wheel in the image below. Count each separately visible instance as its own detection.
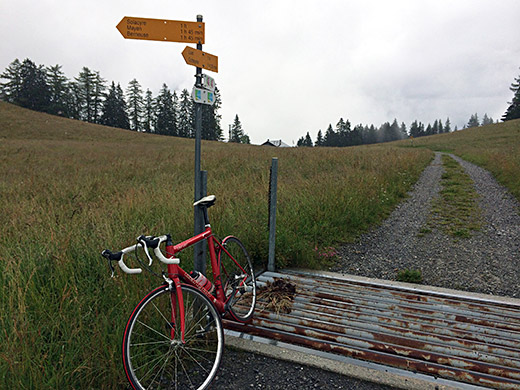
[122,284,224,390]
[218,236,257,322]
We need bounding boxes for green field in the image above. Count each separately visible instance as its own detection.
[1,101,519,388]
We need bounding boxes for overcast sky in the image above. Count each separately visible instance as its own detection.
[1,0,519,144]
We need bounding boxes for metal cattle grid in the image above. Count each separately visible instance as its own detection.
[223,269,520,390]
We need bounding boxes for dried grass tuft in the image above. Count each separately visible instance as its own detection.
[258,278,296,315]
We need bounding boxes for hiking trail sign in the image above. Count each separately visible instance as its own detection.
[116,17,205,44]
[182,46,218,73]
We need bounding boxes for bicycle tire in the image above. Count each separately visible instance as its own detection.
[122,284,224,390]
[218,236,257,322]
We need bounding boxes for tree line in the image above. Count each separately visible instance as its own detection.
[0,58,250,142]
[297,112,500,148]
[298,67,520,148]
[297,118,445,147]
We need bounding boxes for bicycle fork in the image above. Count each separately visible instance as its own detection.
[164,235,186,345]
[163,274,186,344]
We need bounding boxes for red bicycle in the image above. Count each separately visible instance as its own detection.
[101,195,257,390]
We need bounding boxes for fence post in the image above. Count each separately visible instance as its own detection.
[268,158,278,272]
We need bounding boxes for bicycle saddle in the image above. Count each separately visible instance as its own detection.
[193,194,216,208]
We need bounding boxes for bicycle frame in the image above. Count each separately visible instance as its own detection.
[163,225,250,342]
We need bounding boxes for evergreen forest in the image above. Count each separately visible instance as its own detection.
[0,58,224,141]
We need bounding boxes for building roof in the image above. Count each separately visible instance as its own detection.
[261,139,290,147]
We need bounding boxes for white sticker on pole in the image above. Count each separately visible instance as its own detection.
[202,74,215,91]
[192,87,215,105]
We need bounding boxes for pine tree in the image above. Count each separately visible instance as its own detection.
[351,124,364,145]
[67,81,82,120]
[323,124,336,146]
[18,59,50,111]
[467,113,480,128]
[0,58,22,103]
[230,115,249,143]
[178,89,193,138]
[92,71,106,124]
[433,120,439,134]
[297,132,313,147]
[304,132,313,147]
[336,118,347,146]
[502,68,520,121]
[46,64,70,116]
[400,122,407,138]
[315,130,324,146]
[444,118,451,133]
[101,81,129,129]
[482,113,494,126]
[409,121,421,138]
[390,119,401,140]
[155,84,177,136]
[364,124,378,144]
[115,83,129,129]
[75,67,97,122]
[126,78,144,131]
[143,89,155,133]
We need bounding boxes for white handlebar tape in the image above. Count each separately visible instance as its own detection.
[118,259,142,274]
[154,247,180,264]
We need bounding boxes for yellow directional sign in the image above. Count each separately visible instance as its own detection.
[116,17,205,44]
[182,46,218,73]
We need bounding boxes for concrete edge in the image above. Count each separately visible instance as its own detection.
[225,333,485,390]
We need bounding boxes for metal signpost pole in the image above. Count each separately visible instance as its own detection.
[193,14,205,273]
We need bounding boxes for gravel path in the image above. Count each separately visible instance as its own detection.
[214,153,520,389]
[333,152,520,297]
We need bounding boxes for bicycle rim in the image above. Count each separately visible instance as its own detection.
[219,236,257,322]
[122,285,224,390]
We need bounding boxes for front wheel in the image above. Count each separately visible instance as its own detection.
[218,236,257,322]
[122,284,224,390]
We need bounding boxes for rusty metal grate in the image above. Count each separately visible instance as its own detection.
[223,269,520,390]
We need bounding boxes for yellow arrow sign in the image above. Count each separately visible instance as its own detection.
[116,17,205,44]
[182,46,218,73]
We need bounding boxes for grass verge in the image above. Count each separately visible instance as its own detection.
[426,154,483,239]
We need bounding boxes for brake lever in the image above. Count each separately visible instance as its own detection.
[105,258,115,278]
[101,249,116,278]
[137,236,154,266]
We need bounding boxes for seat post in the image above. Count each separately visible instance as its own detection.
[202,206,210,226]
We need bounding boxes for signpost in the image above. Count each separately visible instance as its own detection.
[182,46,218,73]
[192,87,215,105]
[116,17,204,44]
[116,14,216,274]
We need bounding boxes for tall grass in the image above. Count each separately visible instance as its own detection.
[0,102,432,388]
[398,119,520,201]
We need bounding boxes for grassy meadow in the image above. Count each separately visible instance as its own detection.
[0,101,434,388]
[1,99,519,388]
